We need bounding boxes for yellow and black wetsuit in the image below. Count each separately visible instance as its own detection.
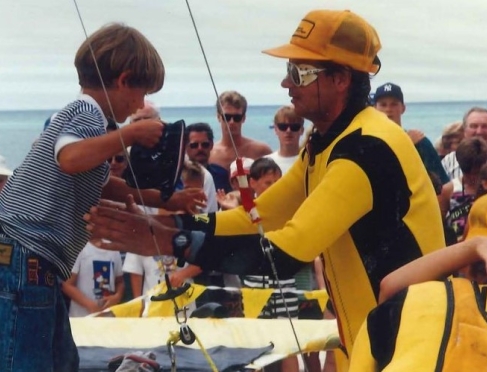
[181,106,444,356]
[348,278,487,371]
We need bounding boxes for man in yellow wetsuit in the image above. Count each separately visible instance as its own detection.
[85,8,445,368]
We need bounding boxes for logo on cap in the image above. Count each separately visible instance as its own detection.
[293,20,315,39]
[383,84,392,92]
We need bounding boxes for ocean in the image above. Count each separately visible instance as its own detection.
[0,101,484,170]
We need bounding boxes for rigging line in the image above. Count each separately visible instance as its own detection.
[184,1,309,370]
[71,0,166,269]
[184,0,238,157]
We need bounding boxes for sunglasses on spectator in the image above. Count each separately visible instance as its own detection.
[287,62,327,87]
[188,141,211,149]
[276,123,302,132]
[107,155,126,163]
[222,113,244,123]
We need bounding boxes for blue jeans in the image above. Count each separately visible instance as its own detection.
[0,233,79,371]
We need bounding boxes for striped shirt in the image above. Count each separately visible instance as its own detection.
[441,151,461,180]
[243,275,298,318]
[0,95,109,279]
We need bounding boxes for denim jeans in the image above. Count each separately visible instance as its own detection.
[0,233,79,371]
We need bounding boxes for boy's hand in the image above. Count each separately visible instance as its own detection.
[126,119,164,148]
[166,188,207,214]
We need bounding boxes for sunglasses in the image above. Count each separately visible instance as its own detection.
[276,123,302,132]
[188,141,211,149]
[222,113,244,123]
[287,62,327,87]
[107,155,126,163]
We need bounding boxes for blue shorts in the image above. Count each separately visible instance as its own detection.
[0,233,79,371]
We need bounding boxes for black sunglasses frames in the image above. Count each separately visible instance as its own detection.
[107,155,125,163]
[276,123,302,132]
[222,113,244,123]
[188,141,211,150]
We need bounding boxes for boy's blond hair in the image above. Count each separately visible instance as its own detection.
[273,105,304,125]
[181,160,204,187]
[75,23,164,93]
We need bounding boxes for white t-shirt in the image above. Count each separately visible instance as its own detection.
[69,242,123,317]
[202,167,218,213]
[123,253,168,294]
[266,151,299,174]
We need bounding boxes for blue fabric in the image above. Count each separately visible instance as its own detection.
[207,164,232,193]
[0,233,79,371]
[78,343,273,371]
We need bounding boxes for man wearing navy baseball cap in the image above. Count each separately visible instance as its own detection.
[374,82,450,215]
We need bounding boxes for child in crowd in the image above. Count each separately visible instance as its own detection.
[348,194,487,371]
[216,157,254,210]
[62,243,124,317]
[445,137,487,241]
[0,23,205,371]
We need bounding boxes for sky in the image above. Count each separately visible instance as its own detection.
[1,0,487,110]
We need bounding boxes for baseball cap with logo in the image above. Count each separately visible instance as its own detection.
[374,82,404,104]
[262,9,381,74]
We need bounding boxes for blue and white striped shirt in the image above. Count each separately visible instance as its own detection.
[0,95,109,279]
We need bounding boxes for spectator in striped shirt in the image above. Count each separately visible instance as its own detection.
[0,23,204,372]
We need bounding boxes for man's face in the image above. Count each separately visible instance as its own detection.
[274,119,304,148]
[464,111,487,141]
[186,131,213,165]
[218,103,245,136]
[374,96,405,126]
[280,59,340,122]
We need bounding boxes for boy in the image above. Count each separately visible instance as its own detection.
[62,242,124,317]
[0,23,202,371]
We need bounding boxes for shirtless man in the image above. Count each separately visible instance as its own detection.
[209,91,272,175]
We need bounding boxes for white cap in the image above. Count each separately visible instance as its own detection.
[0,155,13,177]
[230,157,254,179]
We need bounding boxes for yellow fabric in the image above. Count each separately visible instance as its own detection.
[303,289,329,312]
[109,298,144,318]
[102,284,327,319]
[465,194,487,239]
[385,282,448,371]
[349,279,487,371]
[240,287,274,319]
[214,107,444,355]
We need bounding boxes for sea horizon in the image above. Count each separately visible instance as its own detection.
[0,99,486,113]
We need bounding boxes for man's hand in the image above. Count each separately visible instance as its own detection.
[165,188,207,214]
[84,202,174,256]
[124,119,164,148]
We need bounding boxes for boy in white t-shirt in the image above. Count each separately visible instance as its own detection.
[62,242,124,317]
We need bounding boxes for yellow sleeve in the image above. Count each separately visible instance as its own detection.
[266,158,373,262]
[214,158,307,236]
